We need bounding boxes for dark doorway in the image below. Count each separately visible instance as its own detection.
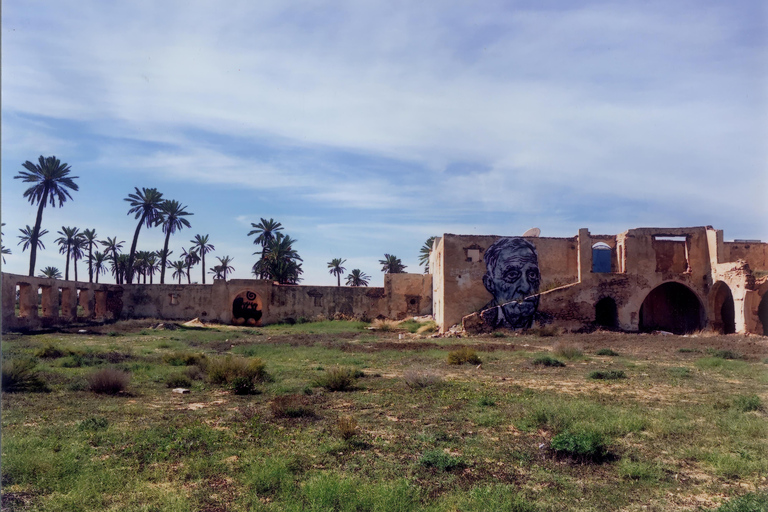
[595,297,618,329]
[711,282,735,334]
[639,282,704,334]
[759,294,768,336]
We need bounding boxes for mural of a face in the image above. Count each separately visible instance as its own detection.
[481,237,540,329]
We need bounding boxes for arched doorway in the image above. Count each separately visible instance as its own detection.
[711,282,735,334]
[639,282,704,334]
[758,293,768,336]
[232,290,263,326]
[595,297,618,329]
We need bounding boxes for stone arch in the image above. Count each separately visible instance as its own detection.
[758,293,768,336]
[710,281,735,334]
[638,281,705,334]
[232,289,263,326]
[594,296,618,329]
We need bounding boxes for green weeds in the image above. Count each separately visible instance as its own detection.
[447,347,481,365]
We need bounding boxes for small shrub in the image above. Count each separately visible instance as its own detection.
[370,319,399,331]
[403,368,441,389]
[588,370,626,380]
[207,356,269,385]
[530,325,560,337]
[314,367,357,391]
[668,367,692,379]
[78,416,109,431]
[231,376,258,395]
[165,373,192,388]
[732,394,762,412]
[87,368,130,394]
[34,344,68,359]
[478,396,496,407]
[271,395,316,418]
[337,416,358,441]
[712,491,768,512]
[532,355,565,367]
[491,331,506,338]
[596,348,619,356]
[447,347,481,365]
[184,365,206,381]
[418,449,466,471]
[551,429,609,461]
[163,351,206,366]
[416,321,438,334]
[706,348,743,360]
[553,342,583,360]
[399,319,422,333]
[1,358,49,393]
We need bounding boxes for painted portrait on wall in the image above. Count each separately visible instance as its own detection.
[480,237,540,329]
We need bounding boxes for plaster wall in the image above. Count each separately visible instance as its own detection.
[725,242,768,271]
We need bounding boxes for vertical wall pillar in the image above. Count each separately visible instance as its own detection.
[577,228,592,283]
[60,287,76,320]
[18,283,36,318]
[40,286,55,318]
[94,290,107,319]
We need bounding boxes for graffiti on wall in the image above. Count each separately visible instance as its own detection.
[480,237,540,329]
[232,290,263,326]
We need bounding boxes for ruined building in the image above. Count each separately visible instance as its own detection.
[3,226,768,336]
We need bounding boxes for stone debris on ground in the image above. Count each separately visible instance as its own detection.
[183,318,206,327]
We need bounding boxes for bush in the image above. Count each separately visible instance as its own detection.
[551,429,609,461]
[588,370,626,380]
[596,348,619,356]
[732,394,762,412]
[447,347,481,365]
[418,449,466,471]
[532,355,565,367]
[337,416,358,441]
[271,395,316,418]
[478,396,496,407]
[313,367,357,392]
[553,343,583,359]
[207,356,268,385]
[370,319,399,331]
[163,351,206,366]
[231,376,258,395]
[403,368,441,389]
[34,344,69,359]
[707,348,743,360]
[78,416,109,431]
[165,373,192,388]
[1,358,49,393]
[184,365,206,381]
[87,368,130,394]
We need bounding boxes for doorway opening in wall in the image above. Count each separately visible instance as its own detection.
[652,235,690,273]
[639,282,704,334]
[15,284,21,317]
[594,297,618,329]
[758,293,768,336]
[76,289,87,318]
[592,243,612,273]
[711,282,735,334]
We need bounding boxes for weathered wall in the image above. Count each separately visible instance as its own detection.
[1,272,432,332]
[725,242,768,271]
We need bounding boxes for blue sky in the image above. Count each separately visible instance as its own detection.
[2,0,767,286]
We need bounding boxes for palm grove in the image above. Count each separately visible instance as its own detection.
[7,156,434,287]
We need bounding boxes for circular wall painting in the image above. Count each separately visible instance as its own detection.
[232,290,263,326]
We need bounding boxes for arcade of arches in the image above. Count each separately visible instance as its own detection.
[639,282,704,335]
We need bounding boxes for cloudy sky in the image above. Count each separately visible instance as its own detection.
[2,0,767,286]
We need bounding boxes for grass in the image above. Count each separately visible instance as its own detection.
[447,347,481,365]
[531,354,566,367]
[588,370,627,380]
[313,366,358,391]
[2,321,767,511]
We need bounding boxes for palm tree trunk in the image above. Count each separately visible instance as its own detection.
[88,244,93,283]
[187,264,192,284]
[201,252,206,284]
[337,273,341,287]
[160,231,171,284]
[64,249,71,281]
[74,257,78,282]
[127,215,146,284]
[28,188,49,276]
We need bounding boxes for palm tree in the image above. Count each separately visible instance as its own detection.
[190,234,215,284]
[146,252,161,284]
[124,187,164,283]
[418,236,436,273]
[134,250,153,284]
[39,266,62,279]
[380,254,407,274]
[1,223,10,264]
[92,251,107,284]
[81,228,98,282]
[158,200,193,284]
[209,265,225,280]
[14,155,79,276]
[70,232,86,282]
[55,226,81,281]
[254,233,303,284]
[248,218,283,248]
[328,258,347,287]
[346,269,370,287]
[18,226,48,253]
[215,255,235,281]
[181,247,200,284]
[99,237,124,283]
[169,260,187,284]
[112,254,131,284]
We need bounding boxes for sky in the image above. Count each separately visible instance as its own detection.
[2,0,767,287]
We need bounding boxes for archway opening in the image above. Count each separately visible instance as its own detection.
[592,243,612,273]
[711,282,735,334]
[758,293,768,336]
[232,290,263,326]
[639,282,704,334]
[595,297,618,329]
